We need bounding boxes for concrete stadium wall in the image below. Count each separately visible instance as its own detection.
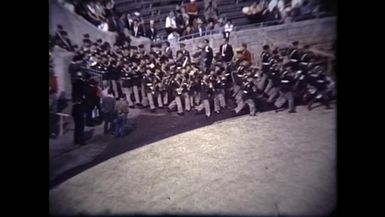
[52,47,74,99]
[171,16,336,63]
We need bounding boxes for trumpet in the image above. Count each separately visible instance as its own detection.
[176,78,184,95]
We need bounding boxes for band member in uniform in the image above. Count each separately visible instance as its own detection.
[120,63,135,108]
[299,45,313,72]
[131,61,142,106]
[213,65,227,113]
[287,41,300,71]
[275,65,296,113]
[305,65,332,110]
[266,63,282,104]
[233,71,257,116]
[195,74,212,118]
[143,64,157,112]
[139,58,150,107]
[176,43,191,64]
[167,71,184,115]
[180,68,192,112]
[258,44,273,91]
[153,67,165,109]
[163,41,173,59]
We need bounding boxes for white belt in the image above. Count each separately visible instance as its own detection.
[290,59,298,62]
[300,62,309,65]
[262,62,270,65]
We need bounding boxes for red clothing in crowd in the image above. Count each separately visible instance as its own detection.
[49,74,58,93]
[186,2,199,14]
[240,49,252,64]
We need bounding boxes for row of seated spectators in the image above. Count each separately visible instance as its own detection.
[242,0,335,25]
[56,0,234,42]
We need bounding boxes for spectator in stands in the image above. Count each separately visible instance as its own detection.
[205,21,215,34]
[53,27,74,51]
[201,39,213,69]
[219,38,234,63]
[60,0,75,12]
[116,14,127,35]
[238,43,252,64]
[299,0,317,18]
[214,17,224,30]
[204,1,219,23]
[223,19,234,40]
[126,13,134,32]
[192,18,206,37]
[180,7,190,27]
[290,0,303,19]
[243,1,265,24]
[168,30,180,45]
[84,0,105,26]
[132,19,145,38]
[163,41,173,59]
[186,0,199,26]
[277,0,289,22]
[175,10,187,36]
[204,0,217,9]
[103,0,115,18]
[183,26,193,38]
[165,11,177,35]
[146,20,158,42]
[98,19,109,32]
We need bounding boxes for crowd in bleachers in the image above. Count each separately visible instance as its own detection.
[55,0,335,43]
[242,0,334,25]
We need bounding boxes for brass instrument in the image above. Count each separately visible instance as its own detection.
[176,77,184,95]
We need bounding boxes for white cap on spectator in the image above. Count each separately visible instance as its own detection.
[190,0,196,2]
[134,12,140,17]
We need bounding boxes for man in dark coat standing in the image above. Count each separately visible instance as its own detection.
[72,100,86,146]
[219,38,234,63]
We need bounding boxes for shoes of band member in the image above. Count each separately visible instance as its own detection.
[177,112,184,116]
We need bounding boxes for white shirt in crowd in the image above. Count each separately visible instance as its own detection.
[291,0,303,8]
[98,22,109,32]
[277,0,285,12]
[224,23,233,32]
[168,32,179,44]
[165,16,177,29]
[268,0,278,12]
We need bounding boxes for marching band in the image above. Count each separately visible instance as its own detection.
[70,38,336,120]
